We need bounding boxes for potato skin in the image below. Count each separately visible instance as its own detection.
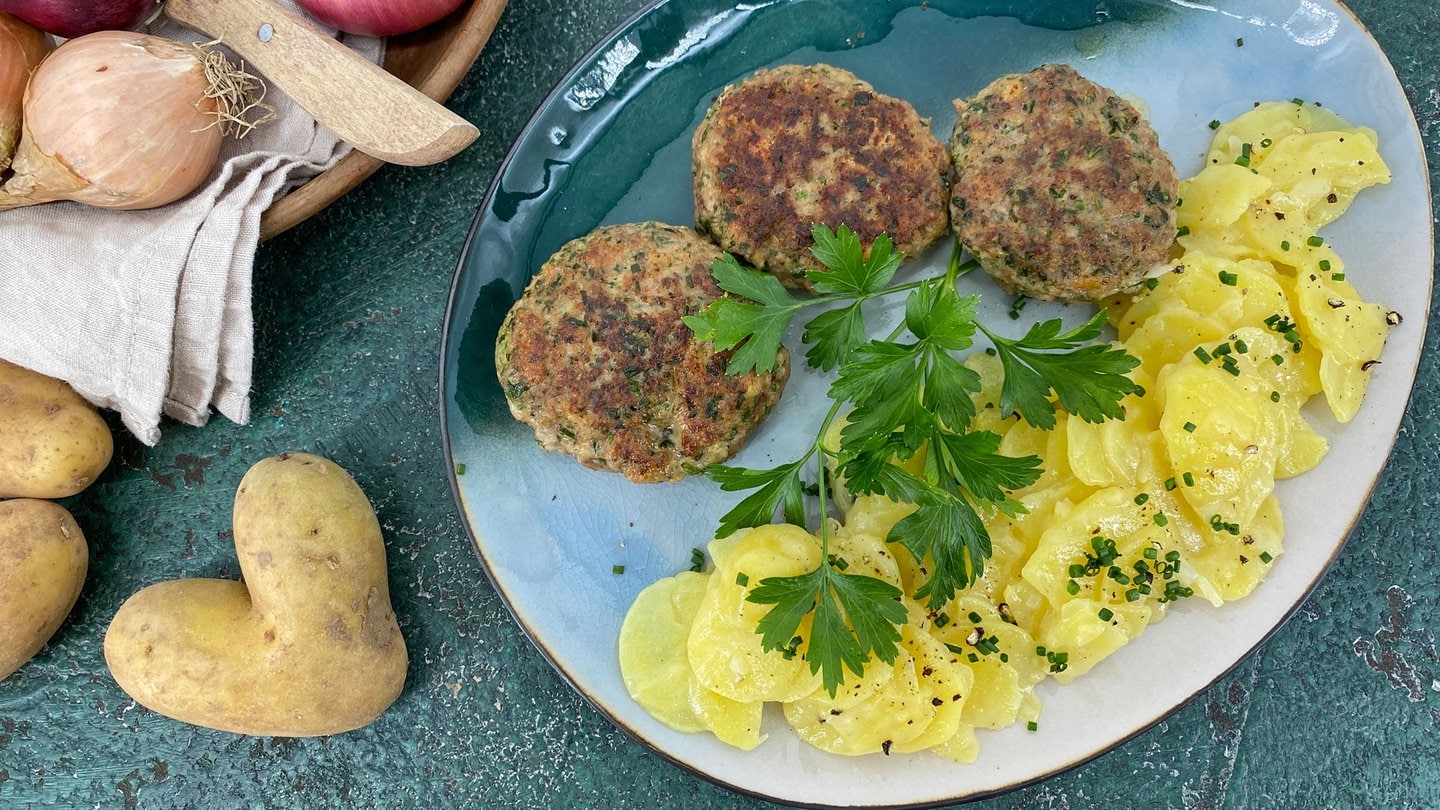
[0,499,88,681]
[0,359,113,499]
[104,453,408,737]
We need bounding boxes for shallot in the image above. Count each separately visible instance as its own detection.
[0,12,47,168]
[0,30,270,212]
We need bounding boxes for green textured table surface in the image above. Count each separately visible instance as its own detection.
[3,1,1439,807]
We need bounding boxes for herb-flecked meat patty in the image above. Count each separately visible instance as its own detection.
[949,64,1179,302]
[692,63,950,293]
[495,222,790,484]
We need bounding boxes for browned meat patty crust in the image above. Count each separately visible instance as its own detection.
[495,222,790,484]
[692,63,950,293]
[949,64,1179,302]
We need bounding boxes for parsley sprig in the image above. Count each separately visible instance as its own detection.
[685,224,1143,695]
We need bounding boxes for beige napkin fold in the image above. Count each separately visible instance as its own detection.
[0,9,383,445]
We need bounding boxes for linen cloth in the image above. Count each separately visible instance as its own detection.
[0,8,382,444]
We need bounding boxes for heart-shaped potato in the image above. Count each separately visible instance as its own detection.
[0,358,113,499]
[0,498,89,681]
[104,453,408,736]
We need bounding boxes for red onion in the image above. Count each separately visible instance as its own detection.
[294,0,468,38]
[0,0,158,39]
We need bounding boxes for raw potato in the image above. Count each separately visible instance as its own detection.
[0,359,113,498]
[104,453,408,736]
[0,499,88,681]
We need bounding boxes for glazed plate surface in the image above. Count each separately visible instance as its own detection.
[441,1,1431,805]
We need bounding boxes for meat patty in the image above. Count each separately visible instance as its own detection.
[692,63,950,293]
[495,222,790,484]
[949,64,1179,302]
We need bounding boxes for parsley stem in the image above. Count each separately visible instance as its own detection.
[811,397,848,557]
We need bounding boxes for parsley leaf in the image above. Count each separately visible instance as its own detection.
[807,224,902,297]
[683,255,805,375]
[888,484,990,606]
[706,456,812,538]
[749,557,906,696]
[980,311,1143,430]
[801,303,867,372]
[686,227,1139,694]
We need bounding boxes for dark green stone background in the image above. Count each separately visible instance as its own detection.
[3,1,1438,807]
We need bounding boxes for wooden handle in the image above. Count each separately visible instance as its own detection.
[165,0,480,166]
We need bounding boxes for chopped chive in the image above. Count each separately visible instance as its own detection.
[1271,353,1286,365]
[1292,97,1305,105]
[1028,721,1039,731]
[1260,551,1274,563]
[1183,471,1196,487]
[1177,225,1191,237]
[455,463,467,475]
[1164,477,1178,491]
[968,611,983,624]
[1271,390,1281,402]
[1332,273,1346,282]
[1259,138,1272,148]
[1146,276,1160,291]
[690,547,706,572]
[1135,492,1150,505]
[1208,119,1221,130]
[1234,339,1248,354]
[1193,346,1213,364]
[934,612,951,628]
[1236,36,1244,46]
[1219,270,1239,286]
[736,572,749,586]
[1319,259,1332,272]
[1280,239,1291,251]
[613,564,626,575]
[1098,608,1115,622]
[1066,579,1081,596]
[1183,421,1197,433]
[1307,235,1324,247]
[1153,513,1169,527]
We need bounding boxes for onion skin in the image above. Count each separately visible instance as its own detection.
[0,31,222,212]
[0,0,157,39]
[294,0,468,37]
[0,12,49,168]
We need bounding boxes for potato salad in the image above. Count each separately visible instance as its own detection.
[619,99,1393,761]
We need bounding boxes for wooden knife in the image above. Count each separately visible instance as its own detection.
[165,0,480,166]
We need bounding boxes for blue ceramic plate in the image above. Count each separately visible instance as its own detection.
[441,1,1430,805]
